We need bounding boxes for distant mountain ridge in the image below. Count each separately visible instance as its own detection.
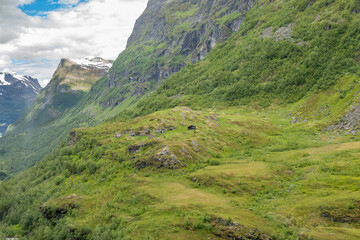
[6,57,113,134]
[0,72,41,91]
[0,72,41,136]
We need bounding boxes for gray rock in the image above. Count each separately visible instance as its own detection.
[139,129,150,136]
[114,133,123,138]
[326,104,360,135]
[155,128,166,134]
[127,142,157,154]
[260,23,295,42]
[135,145,185,170]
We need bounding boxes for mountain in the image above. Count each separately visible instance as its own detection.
[0,0,255,176]
[0,72,41,136]
[1,0,360,239]
[131,0,360,115]
[81,0,254,119]
[6,57,113,134]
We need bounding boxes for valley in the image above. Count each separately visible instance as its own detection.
[0,0,360,239]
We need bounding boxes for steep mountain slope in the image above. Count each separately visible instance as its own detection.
[0,0,256,176]
[80,0,255,120]
[131,0,360,115]
[0,72,41,136]
[7,57,112,134]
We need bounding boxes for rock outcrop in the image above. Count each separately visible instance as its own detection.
[326,104,360,135]
[135,145,185,170]
[210,217,271,240]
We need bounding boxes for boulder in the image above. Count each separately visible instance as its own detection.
[114,133,123,138]
[127,142,157,154]
[135,145,185,170]
[68,130,77,147]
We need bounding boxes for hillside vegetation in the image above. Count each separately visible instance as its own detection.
[0,0,255,177]
[132,0,360,115]
[1,0,360,239]
[1,106,360,239]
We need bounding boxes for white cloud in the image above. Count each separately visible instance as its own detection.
[0,56,12,67]
[18,0,34,6]
[58,0,80,5]
[0,0,148,87]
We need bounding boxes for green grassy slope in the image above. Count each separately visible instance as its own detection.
[3,0,359,177]
[1,0,360,237]
[1,106,360,239]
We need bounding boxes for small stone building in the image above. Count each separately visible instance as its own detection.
[188,125,196,130]
[129,131,136,137]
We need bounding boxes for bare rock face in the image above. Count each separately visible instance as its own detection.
[56,57,113,92]
[127,0,254,62]
[326,104,360,135]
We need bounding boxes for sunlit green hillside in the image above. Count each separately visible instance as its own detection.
[1,0,360,238]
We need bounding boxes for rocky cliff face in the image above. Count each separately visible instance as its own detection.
[127,0,253,61]
[6,57,112,134]
[95,0,254,110]
[0,72,42,136]
[55,57,113,92]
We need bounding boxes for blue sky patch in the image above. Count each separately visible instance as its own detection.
[19,0,89,17]
[11,58,30,65]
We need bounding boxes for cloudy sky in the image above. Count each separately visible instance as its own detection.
[0,0,148,86]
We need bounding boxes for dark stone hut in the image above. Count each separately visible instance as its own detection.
[188,125,196,130]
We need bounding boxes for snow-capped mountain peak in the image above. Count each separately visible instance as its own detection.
[0,72,42,94]
[0,72,42,136]
[68,56,113,70]
[0,72,11,86]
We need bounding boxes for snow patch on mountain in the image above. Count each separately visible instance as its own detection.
[0,72,42,94]
[0,72,42,136]
[0,73,11,86]
[69,56,113,70]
